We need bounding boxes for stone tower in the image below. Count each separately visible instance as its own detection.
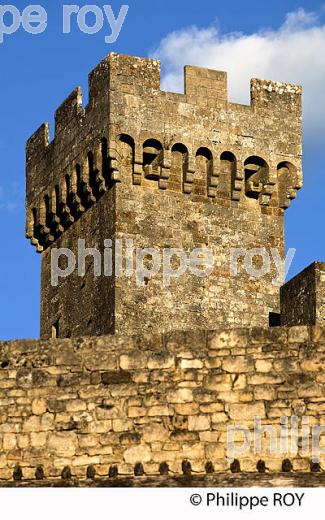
[26,53,302,339]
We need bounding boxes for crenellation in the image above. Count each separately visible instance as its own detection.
[27,54,301,260]
[251,78,302,112]
[184,65,228,107]
[54,86,84,137]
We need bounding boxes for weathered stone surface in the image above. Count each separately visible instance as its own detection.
[1,324,325,482]
[26,54,302,341]
[188,415,211,432]
[120,353,148,371]
[2,53,325,487]
[0,322,324,483]
[30,432,47,448]
[255,360,273,373]
[101,371,132,385]
[181,359,204,369]
[222,357,254,373]
[229,403,266,420]
[31,398,47,416]
[281,264,325,327]
[48,433,78,457]
[148,353,175,370]
[124,445,152,464]
[142,424,169,443]
[167,389,193,404]
[3,434,17,451]
[23,416,41,433]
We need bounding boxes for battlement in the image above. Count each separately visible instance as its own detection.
[26,53,302,253]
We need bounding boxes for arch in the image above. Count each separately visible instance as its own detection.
[116,134,135,183]
[170,143,188,191]
[143,138,163,180]
[118,133,135,154]
[277,161,298,208]
[277,161,296,176]
[195,147,213,196]
[196,147,212,161]
[219,151,237,199]
[172,142,188,155]
[244,156,269,200]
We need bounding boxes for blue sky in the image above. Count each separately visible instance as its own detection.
[0,0,324,339]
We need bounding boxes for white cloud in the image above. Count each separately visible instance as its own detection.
[283,7,318,31]
[151,8,325,145]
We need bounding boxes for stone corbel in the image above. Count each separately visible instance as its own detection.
[231,159,244,202]
[26,208,43,253]
[208,163,219,198]
[108,142,122,183]
[70,169,85,216]
[158,149,171,190]
[59,178,74,226]
[25,208,34,240]
[133,144,143,185]
[81,157,96,205]
[50,187,64,235]
[143,149,163,181]
[279,181,302,209]
[258,167,277,206]
[93,142,107,194]
[38,198,55,246]
[183,156,195,194]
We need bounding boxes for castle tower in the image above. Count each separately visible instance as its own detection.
[26,53,302,339]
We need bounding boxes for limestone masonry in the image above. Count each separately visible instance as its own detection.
[0,53,324,485]
[26,53,303,339]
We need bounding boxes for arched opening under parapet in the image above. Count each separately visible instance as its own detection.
[195,147,213,196]
[244,156,269,200]
[118,134,135,164]
[170,143,188,192]
[219,151,237,199]
[116,134,135,184]
[277,161,296,178]
[143,138,162,180]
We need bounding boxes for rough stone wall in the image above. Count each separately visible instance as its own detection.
[281,262,325,326]
[26,53,303,339]
[40,188,117,339]
[0,326,324,482]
